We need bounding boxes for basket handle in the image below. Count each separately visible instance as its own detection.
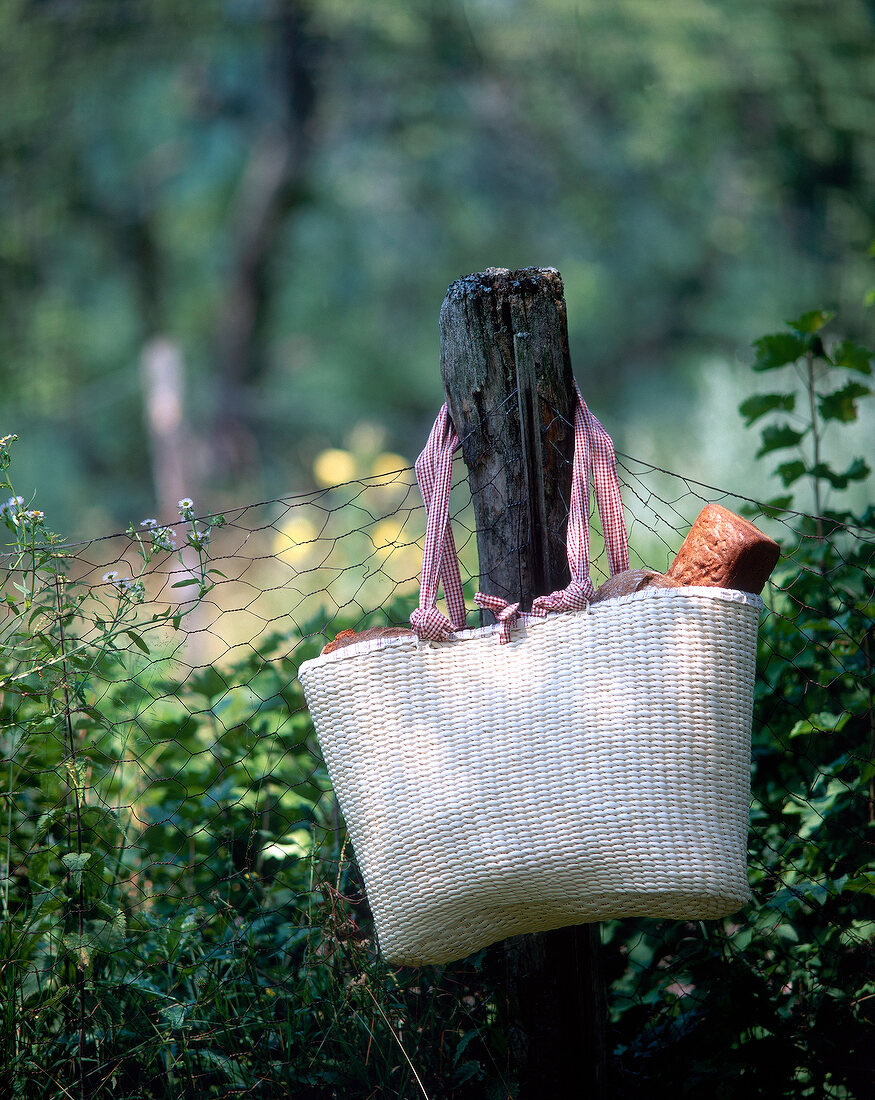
[410,382,629,641]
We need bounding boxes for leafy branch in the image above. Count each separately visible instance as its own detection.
[739,310,873,528]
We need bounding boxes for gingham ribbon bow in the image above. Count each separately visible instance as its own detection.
[411,382,628,643]
[473,593,521,644]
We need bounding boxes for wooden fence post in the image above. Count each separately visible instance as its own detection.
[439,267,607,1099]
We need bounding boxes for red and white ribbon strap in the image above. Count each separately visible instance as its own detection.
[473,593,520,644]
[410,405,468,641]
[531,382,628,615]
[411,382,628,641]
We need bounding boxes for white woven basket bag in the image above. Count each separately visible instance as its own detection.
[299,384,761,967]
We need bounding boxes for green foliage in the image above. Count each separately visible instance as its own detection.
[604,310,874,1097]
[1,452,504,1098]
[742,312,872,517]
[3,304,874,1096]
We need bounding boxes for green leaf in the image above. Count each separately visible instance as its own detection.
[807,458,871,489]
[818,381,871,422]
[454,1060,483,1086]
[61,851,92,891]
[787,309,835,334]
[453,1030,480,1067]
[843,873,875,896]
[789,712,850,738]
[756,423,806,457]
[752,333,806,370]
[738,392,796,425]
[741,495,793,519]
[124,630,151,655]
[775,460,806,487]
[171,578,201,588]
[842,457,870,482]
[833,339,873,374]
[161,1002,189,1030]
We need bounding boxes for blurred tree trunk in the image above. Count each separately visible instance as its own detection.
[141,337,196,523]
[210,1,320,486]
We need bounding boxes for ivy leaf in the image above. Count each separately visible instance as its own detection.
[752,333,806,370]
[739,393,796,425]
[833,339,872,375]
[786,309,835,334]
[775,460,806,487]
[756,423,806,457]
[818,381,871,422]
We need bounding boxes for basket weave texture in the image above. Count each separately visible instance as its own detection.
[299,585,760,966]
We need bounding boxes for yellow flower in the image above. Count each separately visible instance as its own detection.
[313,448,357,488]
[274,515,318,564]
[372,518,405,549]
[370,452,409,479]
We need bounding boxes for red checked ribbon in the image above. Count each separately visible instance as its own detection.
[473,593,521,645]
[411,382,628,642]
[409,405,469,641]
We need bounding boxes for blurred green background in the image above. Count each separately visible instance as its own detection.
[2,0,873,539]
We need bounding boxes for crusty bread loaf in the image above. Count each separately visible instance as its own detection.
[322,626,413,654]
[592,568,682,603]
[665,504,780,595]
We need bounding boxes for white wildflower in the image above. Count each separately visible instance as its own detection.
[151,526,177,553]
[141,518,158,529]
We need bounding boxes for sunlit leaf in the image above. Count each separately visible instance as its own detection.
[843,874,875,896]
[786,309,835,334]
[788,712,850,738]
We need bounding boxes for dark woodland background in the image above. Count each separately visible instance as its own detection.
[2,0,874,536]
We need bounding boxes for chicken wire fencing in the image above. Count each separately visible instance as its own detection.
[1,411,873,1100]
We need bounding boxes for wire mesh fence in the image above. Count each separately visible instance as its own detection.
[1,407,873,1099]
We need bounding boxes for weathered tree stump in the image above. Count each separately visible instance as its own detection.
[439,267,576,610]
